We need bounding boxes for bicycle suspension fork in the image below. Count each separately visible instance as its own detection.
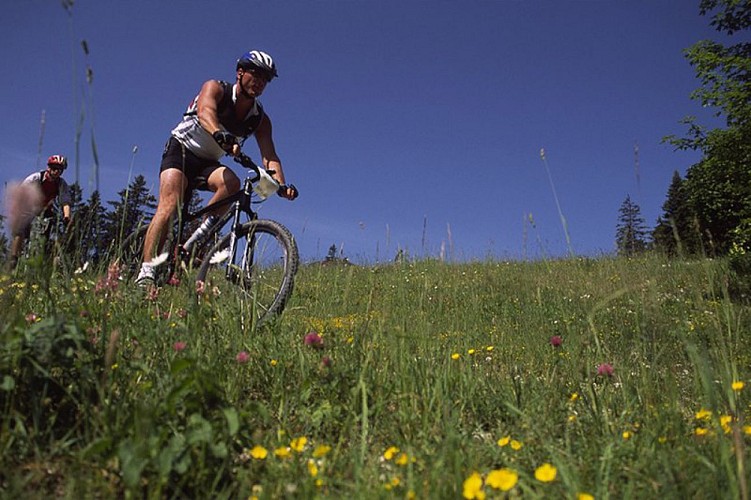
[224,184,253,281]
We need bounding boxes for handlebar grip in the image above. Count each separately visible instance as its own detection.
[278,184,299,200]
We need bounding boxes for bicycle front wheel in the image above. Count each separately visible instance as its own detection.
[195,219,299,327]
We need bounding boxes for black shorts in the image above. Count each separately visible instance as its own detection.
[160,137,222,191]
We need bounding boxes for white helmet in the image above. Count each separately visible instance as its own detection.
[236,50,278,79]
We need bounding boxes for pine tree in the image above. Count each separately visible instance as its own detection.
[652,171,701,256]
[103,174,157,246]
[616,195,650,256]
[74,191,109,265]
[326,244,337,261]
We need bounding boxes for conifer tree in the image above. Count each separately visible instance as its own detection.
[653,171,701,256]
[616,195,650,256]
[103,174,157,246]
[75,190,108,265]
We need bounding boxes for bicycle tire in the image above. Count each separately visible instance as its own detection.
[195,219,299,327]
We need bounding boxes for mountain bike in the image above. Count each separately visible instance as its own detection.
[114,152,299,327]
[12,212,69,273]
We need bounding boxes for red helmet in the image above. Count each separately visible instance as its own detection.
[47,155,68,170]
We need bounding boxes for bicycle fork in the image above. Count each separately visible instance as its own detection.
[224,186,255,282]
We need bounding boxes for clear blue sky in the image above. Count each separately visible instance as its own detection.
[0,1,730,263]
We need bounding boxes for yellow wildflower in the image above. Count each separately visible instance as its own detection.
[451,353,461,360]
[534,463,557,483]
[313,444,331,458]
[307,459,318,477]
[695,428,709,436]
[274,447,291,458]
[497,436,510,447]
[290,436,307,452]
[578,493,595,500]
[570,392,579,402]
[486,468,518,491]
[695,409,712,420]
[384,446,399,460]
[732,381,745,391]
[720,415,733,433]
[270,359,278,366]
[510,440,523,450]
[462,472,485,499]
[622,431,632,440]
[249,445,268,459]
[468,348,476,355]
[395,453,409,466]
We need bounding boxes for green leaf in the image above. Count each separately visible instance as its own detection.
[223,407,239,437]
[186,414,213,445]
[211,442,228,458]
[0,375,15,391]
[118,440,147,489]
[170,357,193,375]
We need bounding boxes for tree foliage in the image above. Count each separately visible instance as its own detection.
[103,174,157,248]
[663,0,751,255]
[653,171,703,256]
[616,195,650,256]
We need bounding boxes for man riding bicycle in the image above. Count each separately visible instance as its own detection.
[137,49,298,287]
[7,155,72,270]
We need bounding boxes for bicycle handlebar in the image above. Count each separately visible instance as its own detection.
[232,152,299,200]
[233,152,261,172]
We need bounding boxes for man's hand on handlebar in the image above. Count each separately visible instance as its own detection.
[212,130,238,154]
[278,184,299,201]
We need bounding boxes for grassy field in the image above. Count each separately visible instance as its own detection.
[1,254,750,498]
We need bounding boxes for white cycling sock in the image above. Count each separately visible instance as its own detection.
[183,215,218,252]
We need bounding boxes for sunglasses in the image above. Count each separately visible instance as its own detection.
[48,166,63,172]
[247,68,273,83]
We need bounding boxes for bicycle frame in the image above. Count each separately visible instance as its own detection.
[172,153,267,280]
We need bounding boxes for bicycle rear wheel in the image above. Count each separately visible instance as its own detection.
[195,219,299,327]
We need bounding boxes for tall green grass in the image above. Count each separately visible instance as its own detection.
[1,254,750,498]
